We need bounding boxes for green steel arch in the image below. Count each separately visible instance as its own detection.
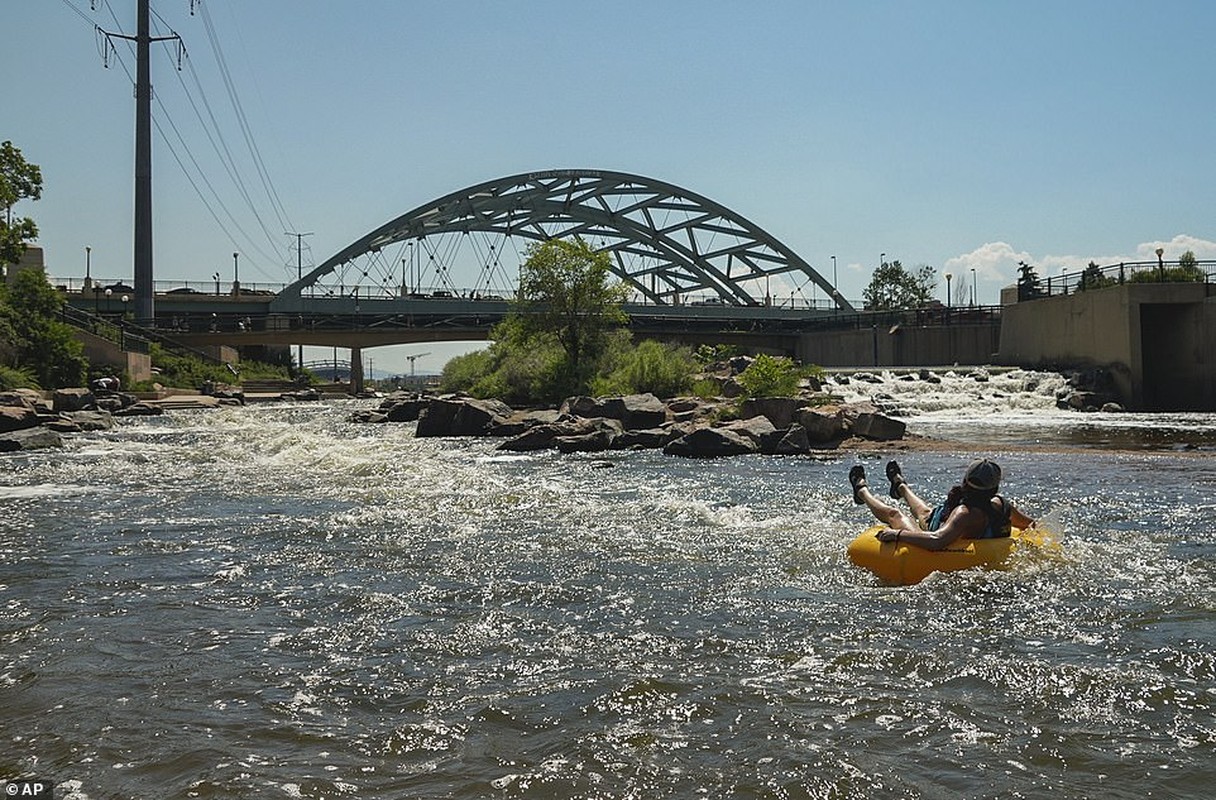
[277,169,852,310]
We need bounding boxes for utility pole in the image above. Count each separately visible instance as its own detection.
[99,0,183,327]
[286,231,313,370]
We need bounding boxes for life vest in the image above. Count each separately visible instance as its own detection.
[926,494,1013,539]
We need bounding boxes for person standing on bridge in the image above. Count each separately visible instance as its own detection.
[848,459,1035,549]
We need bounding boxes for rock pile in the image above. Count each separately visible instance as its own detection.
[0,387,164,452]
[357,389,906,458]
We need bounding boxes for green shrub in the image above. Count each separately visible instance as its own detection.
[590,339,695,397]
[0,365,39,391]
[1128,266,1205,284]
[737,354,801,398]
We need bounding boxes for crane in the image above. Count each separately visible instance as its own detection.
[405,351,432,378]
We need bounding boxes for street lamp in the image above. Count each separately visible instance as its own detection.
[84,246,92,290]
[1156,247,1165,280]
[105,287,113,315]
[831,255,838,309]
[232,252,240,294]
[880,252,886,268]
[213,272,221,295]
[944,272,953,308]
[970,267,977,306]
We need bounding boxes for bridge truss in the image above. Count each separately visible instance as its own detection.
[274,169,853,311]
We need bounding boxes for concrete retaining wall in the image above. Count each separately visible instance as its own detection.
[796,321,1000,368]
[997,283,1216,410]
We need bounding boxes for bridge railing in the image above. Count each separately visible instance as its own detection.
[1026,259,1216,300]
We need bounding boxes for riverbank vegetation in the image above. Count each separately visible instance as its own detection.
[0,269,88,390]
[440,237,825,406]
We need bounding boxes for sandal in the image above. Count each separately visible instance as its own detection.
[886,460,907,499]
[848,465,868,505]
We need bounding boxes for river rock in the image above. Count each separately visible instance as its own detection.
[611,427,674,450]
[486,409,563,437]
[722,415,778,446]
[349,409,389,423]
[555,429,616,453]
[0,389,41,410]
[66,410,115,431]
[53,387,94,412]
[739,397,802,429]
[664,426,758,458]
[850,412,907,441]
[772,423,811,455]
[798,409,847,443]
[560,393,667,430]
[0,405,39,433]
[0,427,64,452]
[114,402,165,417]
[497,417,621,452]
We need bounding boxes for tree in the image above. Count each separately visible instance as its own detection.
[0,141,43,266]
[515,237,629,388]
[1077,260,1116,291]
[1017,261,1044,300]
[862,260,936,311]
[0,269,87,388]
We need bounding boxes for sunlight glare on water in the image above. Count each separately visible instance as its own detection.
[0,394,1213,798]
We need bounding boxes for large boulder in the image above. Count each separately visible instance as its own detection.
[416,395,515,436]
[450,398,514,436]
[721,415,778,446]
[0,389,42,410]
[772,424,811,455]
[560,393,667,430]
[850,412,907,441]
[0,405,39,433]
[53,387,94,412]
[498,417,621,452]
[611,427,674,450]
[66,410,115,431]
[0,427,64,452]
[797,409,847,443]
[415,398,463,437]
[486,409,563,437]
[114,402,165,417]
[663,426,758,458]
[739,397,803,430]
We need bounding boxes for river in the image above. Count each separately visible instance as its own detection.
[2,369,1213,799]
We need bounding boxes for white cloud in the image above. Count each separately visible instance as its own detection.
[945,234,1216,287]
[1134,234,1216,261]
[943,242,1032,283]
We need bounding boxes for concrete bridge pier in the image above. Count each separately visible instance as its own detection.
[350,347,365,395]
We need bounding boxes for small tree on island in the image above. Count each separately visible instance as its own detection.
[862,259,936,311]
[514,237,630,392]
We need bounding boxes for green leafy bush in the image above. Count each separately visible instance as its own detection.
[736,354,801,398]
[591,339,695,397]
[0,365,39,390]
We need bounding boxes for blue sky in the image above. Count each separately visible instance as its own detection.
[7,1,1216,373]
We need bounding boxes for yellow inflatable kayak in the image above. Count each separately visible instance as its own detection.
[847,524,1048,585]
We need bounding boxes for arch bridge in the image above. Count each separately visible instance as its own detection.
[271,169,852,313]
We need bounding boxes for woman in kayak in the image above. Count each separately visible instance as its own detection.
[848,459,1035,550]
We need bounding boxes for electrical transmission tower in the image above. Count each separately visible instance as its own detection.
[98,0,185,326]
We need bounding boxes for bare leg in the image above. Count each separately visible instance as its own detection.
[898,484,934,528]
[850,465,918,533]
[886,460,933,528]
